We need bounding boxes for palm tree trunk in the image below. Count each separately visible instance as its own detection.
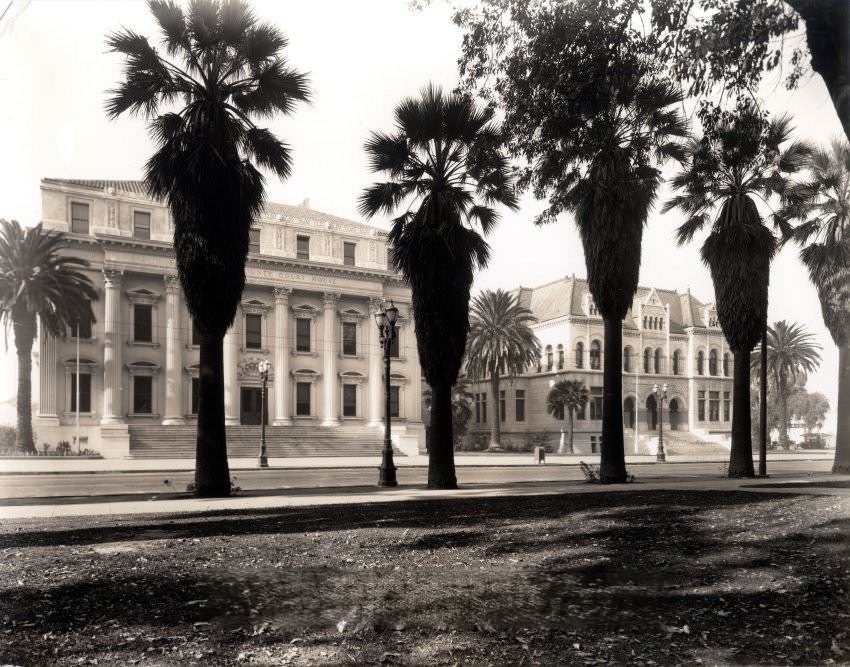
[600,316,627,483]
[13,317,35,453]
[428,381,458,489]
[194,331,231,497]
[778,369,789,448]
[833,344,850,473]
[487,373,501,449]
[729,350,755,478]
[567,411,574,455]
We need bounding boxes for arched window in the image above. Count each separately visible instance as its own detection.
[575,342,584,369]
[545,345,553,372]
[654,348,662,374]
[709,349,718,376]
[659,318,664,330]
[697,350,705,375]
[643,316,647,329]
[623,346,632,373]
[644,347,652,374]
[557,344,565,370]
[723,352,730,376]
[672,350,681,375]
[590,340,601,370]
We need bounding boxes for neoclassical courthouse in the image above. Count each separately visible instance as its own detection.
[34,179,424,458]
[465,276,734,453]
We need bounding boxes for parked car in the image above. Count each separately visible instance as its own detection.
[800,433,826,450]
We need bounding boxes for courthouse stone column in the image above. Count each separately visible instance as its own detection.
[37,322,58,421]
[101,269,124,424]
[273,287,292,425]
[321,292,340,426]
[224,323,240,425]
[368,297,384,426]
[161,275,185,424]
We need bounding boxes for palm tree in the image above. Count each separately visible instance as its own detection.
[751,321,822,447]
[359,84,518,489]
[546,379,589,454]
[786,138,850,472]
[422,382,474,448]
[106,0,310,497]
[664,102,810,477]
[465,289,539,450]
[0,220,97,453]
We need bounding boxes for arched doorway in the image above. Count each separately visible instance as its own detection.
[646,394,657,430]
[669,399,680,431]
[623,397,635,429]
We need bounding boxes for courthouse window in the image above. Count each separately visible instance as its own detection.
[133,211,151,240]
[296,382,311,416]
[389,332,400,358]
[709,390,720,421]
[297,235,310,260]
[248,228,261,254]
[191,320,201,346]
[389,386,400,418]
[191,377,200,415]
[343,242,356,266]
[245,313,262,349]
[342,322,357,356]
[698,390,706,421]
[296,318,311,352]
[515,390,525,422]
[74,310,92,339]
[70,373,92,413]
[590,341,601,370]
[134,304,153,343]
[590,386,603,420]
[133,376,153,414]
[70,202,89,234]
[500,390,506,422]
[723,391,731,421]
[343,384,357,417]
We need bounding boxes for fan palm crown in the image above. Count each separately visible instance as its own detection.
[546,379,589,454]
[0,220,98,452]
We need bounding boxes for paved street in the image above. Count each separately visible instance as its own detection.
[0,459,833,501]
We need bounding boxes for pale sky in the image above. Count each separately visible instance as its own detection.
[0,0,843,432]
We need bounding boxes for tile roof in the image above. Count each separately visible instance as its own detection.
[42,178,149,196]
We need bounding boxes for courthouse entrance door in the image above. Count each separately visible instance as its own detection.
[240,387,267,425]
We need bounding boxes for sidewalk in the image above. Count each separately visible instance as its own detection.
[0,450,836,474]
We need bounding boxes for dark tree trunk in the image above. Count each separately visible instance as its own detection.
[13,317,35,454]
[729,351,756,478]
[833,345,850,473]
[487,372,501,449]
[428,381,458,489]
[194,331,231,497]
[600,317,627,483]
[759,328,768,476]
[567,411,574,454]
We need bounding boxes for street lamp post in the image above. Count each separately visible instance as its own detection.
[258,359,270,468]
[653,382,668,462]
[375,301,399,487]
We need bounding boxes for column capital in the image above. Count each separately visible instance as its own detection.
[163,275,181,294]
[274,286,292,303]
[323,292,341,308]
[103,268,123,287]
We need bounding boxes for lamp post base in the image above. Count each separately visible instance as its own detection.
[378,445,398,487]
[258,455,268,468]
[656,451,666,462]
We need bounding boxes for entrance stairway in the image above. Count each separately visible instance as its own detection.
[127,424,400,459]
[625,429,730,456]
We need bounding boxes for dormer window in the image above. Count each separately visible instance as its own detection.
[249,228,261,254]
[70,202,90,234]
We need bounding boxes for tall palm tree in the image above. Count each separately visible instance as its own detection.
[664,102,810,477]
[786,138,850,472]
[465,289,539,450]
[359,84,518,489]
[0,220,97,453]
[106,0,310,497]
[751,321,822,447]
[546,379,589,454]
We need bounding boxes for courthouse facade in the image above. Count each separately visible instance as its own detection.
[34,179,423,458]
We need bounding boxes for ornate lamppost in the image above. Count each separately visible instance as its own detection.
[258,359,271,468]
[375,301,399,487]
[653,382,668,462]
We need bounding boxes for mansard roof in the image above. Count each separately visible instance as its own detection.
[510,275,713,332]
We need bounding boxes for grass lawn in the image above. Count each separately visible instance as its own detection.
[1,489,848,665]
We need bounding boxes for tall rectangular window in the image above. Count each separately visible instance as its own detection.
[70,373,92,413]
[481,392,487,423]
[590,386,603,420]
[75,309,92,339]
[723,391,731,421]
[297,235,310,260]
[343,242,356,266]
[515,390,525,422]
[70,202,89,234]
[387,247,396,269]
[698,390,706,421]
[245,313,262,349]
[590,435,600,453]
[133,376,153,414]
[389,333,400,358]
[296,382,311,416]
[474,393,480,423]
[133,304,153,343]
[191,377,200,415]
[248,228,261,254]
[500,390,506,422]
[133,211,151,240]
[296,318,311,352]
[389,386,400,418]
[342,322,357,355]
[191,320,201,346]
[343,384,357,417]
[709,390,720,421]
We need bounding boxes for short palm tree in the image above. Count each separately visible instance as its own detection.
[0,220,97,453]
[664,103,811,477]
[359,84,518,489]
[422,382,474,446]
[546,379,589,454]
[751,321,822,447]
[106,0,310,497]
[465,289,539,450]
[786,138,850,472]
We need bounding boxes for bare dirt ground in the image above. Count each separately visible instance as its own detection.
[1,488,848,666]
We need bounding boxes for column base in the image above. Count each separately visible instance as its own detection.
[272,418,293,426]
[100,416,126,426]
[162,417,186,426]
[225,417,240,426]
[320,418,341,427]
[99,423,130,458]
